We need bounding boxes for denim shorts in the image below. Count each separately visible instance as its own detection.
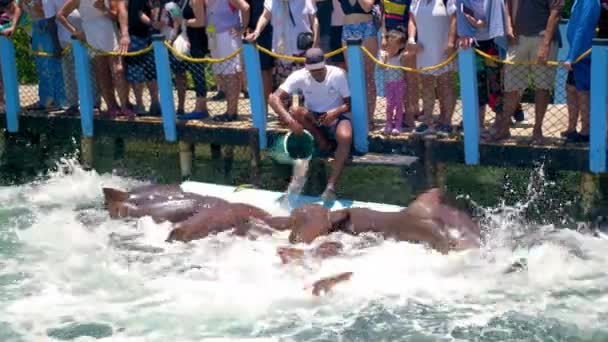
[313,112,351,141]
[342,21,377,42]
[125,35,157,84]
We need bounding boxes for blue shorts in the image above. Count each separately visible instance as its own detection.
[312,112,351,141]
[573,57,591,92]
[125,35,157,84]
[342,21,377,42]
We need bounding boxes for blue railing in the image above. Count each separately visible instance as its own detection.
[0,23,607,173]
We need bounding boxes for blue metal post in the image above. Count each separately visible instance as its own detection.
[553,19,570,104]
[457,47,480,165]
[346,39,369,154]
[0,36,21,132]
[242,40,267,149]
[152,34,177,142]
[589,38,608,173]
[71,38,95,137]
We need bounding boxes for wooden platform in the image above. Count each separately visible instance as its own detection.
[0,107,592,173]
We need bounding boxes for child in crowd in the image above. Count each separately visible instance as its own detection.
[380,29,420,134]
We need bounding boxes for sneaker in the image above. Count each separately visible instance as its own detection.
[383,123,393,134]
[565,132,590,143]
[391,127,402,135]
[210,91,226,101]
[414,123,433,135]
[513,108,525,122]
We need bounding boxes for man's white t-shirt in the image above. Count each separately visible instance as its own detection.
[279,65,351,114]
[264,0,316,56]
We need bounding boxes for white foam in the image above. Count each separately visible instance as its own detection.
[0,161,607,341]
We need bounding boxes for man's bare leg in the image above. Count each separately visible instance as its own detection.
[532,89,550,143]
[488,90,520,141]
[578,90,590,136]
[564,84,579,135]
[326,119,353,189]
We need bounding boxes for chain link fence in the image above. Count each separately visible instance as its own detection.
[165,42,251,126]
[476,47,574,144]
[5,25,593,148]
[365,46,462,138]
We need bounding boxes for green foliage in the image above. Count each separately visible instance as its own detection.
[563,0,575,18]
[13,29,37,85]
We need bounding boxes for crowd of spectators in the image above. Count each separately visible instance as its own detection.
[0,0,607,144]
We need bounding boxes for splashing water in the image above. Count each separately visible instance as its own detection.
[0,159,607,341]
[279,159,310,211]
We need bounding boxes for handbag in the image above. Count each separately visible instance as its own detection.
[297,32,314,51]
[171,0,191,55]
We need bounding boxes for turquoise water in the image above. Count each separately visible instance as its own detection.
[0,144,608,340]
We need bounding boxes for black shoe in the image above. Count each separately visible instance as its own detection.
[210,91,226,101]
[565,132,589,143]
[211,113,238,122]
[513,107,525,122]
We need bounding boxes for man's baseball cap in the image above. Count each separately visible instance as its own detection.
[304,48,326,71]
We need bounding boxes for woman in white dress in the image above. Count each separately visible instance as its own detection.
[408,0,457,136]
[58,0,132,118]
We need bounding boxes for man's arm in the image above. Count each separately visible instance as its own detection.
[268,88,305,134]
[504,0,516,44]
[567,4,599,64]
[319,97,350,126]
[538,1,563,63]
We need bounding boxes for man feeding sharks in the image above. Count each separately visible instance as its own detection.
[268,47,354,202]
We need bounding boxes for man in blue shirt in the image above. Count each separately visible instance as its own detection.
[563,0,600,143]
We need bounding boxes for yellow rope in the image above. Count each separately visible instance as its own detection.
[164,41,242,63]
[255,44,347,62]
[29,46,71,57]
[360,46,458,73]
[85,43,154,57]
[474,48,592,66]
